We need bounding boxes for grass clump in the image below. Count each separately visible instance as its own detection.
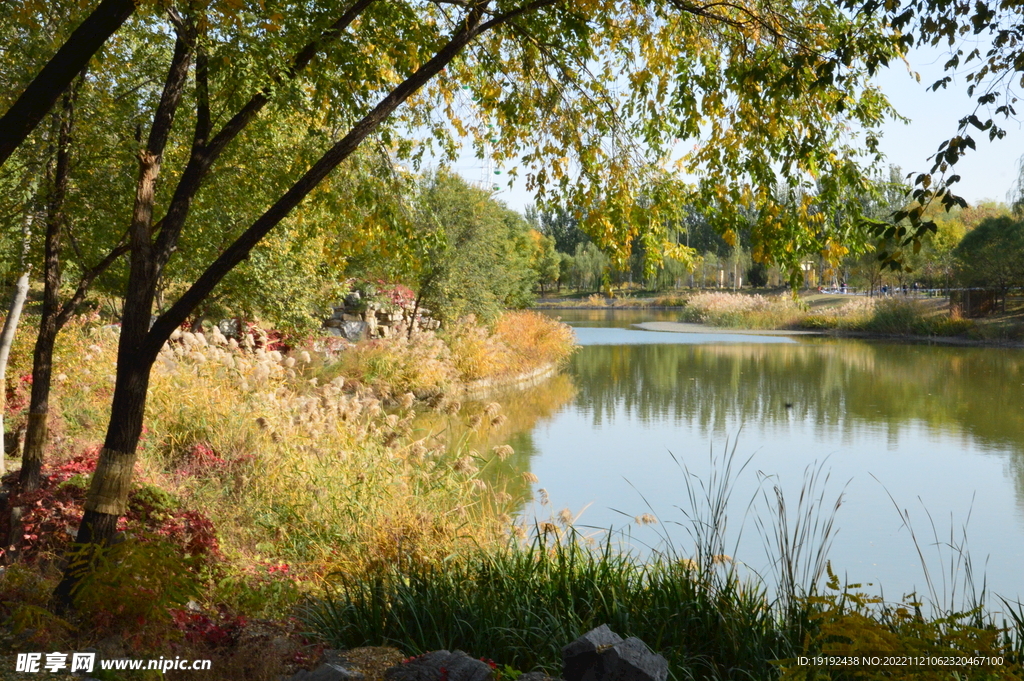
[303,533,788,679]
[800,298,977,337]
[681,292,807,329]
[446,310,576,382]
[323,310,575,395]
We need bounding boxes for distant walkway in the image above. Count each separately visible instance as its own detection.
[634,322,824,336]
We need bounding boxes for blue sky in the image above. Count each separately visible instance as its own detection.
[450,44,1024,214]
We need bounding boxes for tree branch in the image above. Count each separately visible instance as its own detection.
[144,2,496,357]
[151,0,378,274]
[0,0,135,168]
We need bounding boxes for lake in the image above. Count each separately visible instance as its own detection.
[476,309,1024,604]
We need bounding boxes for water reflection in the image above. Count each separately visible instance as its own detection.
[571,340,1024,454]
[491,313,1024,600]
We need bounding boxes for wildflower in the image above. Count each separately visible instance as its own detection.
[283,357,296,368]
[492,444,514,461]
[557,508,574,527]
[299,351,312,363]
[256,417,270,430]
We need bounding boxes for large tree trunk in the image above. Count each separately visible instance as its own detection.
[0,0,134,169]
[53,39,190,608]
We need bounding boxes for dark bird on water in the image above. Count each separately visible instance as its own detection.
[785,402,794,409]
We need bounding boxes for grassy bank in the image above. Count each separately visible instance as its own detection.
[303,535,1024,680]
[0,310,574,676]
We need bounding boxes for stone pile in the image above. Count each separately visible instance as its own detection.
[286,625,667,681]
[323,291,440,342]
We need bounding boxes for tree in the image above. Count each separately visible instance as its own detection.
[844,0,1024,263]
[38,0,901,603]
[529,230,560,295]
[0,0,135,168]
[953,216,1024,302]
[409,172,536,323]
[526,204,588,256]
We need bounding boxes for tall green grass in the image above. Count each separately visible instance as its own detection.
[302,444,1024,681]
[302,534,790,680]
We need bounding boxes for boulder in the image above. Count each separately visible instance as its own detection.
[287,662,364,681]
[562,626,666,681]
[340,321,368,341]
[597,638,667,681]
[562,625,622,681]
[385,651,493,681]
[345,292,362,307]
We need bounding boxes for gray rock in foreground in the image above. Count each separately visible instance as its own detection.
[562,626,667,681]
[287,662,365,681]
[562,624,623,681]
[385,650,493,681]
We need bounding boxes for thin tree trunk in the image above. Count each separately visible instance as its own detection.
[21,81,79,491]
[1,202,34,475]
[0,0,134,169]
[1,274,31,477]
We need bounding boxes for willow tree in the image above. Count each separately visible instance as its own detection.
[49,0,900,600]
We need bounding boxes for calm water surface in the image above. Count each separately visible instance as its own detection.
[490,309,1024,601]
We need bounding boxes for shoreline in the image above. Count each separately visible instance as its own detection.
[632,320,1024,348]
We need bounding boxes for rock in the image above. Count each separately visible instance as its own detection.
[325,319,343,328]
[343,313,363,322]
[562,627,666,681]
[385,651,493,681]
[288,662,365,681]
[518,673,562,681]
[562,625,623,681]
[345,292,362,307]
[326,327,344,337]
[341,321,368,341]
[599,638,667,681]
[218,318,240,337]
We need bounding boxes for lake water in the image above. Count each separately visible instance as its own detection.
[481,309,1024,603]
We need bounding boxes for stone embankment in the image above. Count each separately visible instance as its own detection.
[324,291,440,342]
